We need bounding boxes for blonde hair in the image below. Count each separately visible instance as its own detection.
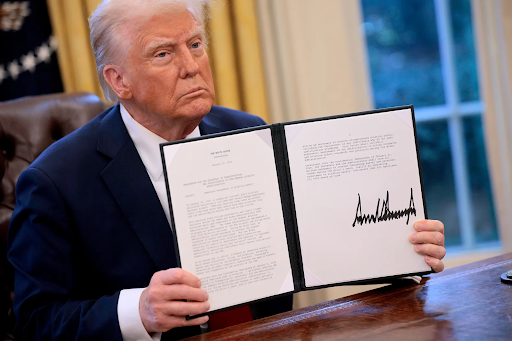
[89,0,211,102]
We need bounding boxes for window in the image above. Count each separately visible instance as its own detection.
[361,0,498,249]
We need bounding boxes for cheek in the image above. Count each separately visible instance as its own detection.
[136,72,175,99]
[203,66,216,96]
[199,56,215,87]
[207,70,215,91]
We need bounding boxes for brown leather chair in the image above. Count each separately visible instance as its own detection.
[0,92,107,340]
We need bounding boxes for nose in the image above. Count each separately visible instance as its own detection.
[178,47,200,79]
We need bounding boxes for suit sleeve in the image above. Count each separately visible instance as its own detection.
[253,115,266,127]
[7,167,123,340]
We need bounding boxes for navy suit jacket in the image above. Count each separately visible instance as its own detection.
[7,105,292,340]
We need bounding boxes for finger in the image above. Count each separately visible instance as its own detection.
[159,268,202,287]
[425,255,444,273]
[164,300,211,317]
[414,243,446,260]
[414,220,444,233]
[409,231,444,246]
[162,284,209,302]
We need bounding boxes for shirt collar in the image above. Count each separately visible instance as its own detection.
[120,104,200,181]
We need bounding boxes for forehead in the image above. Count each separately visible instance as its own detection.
[129,8,202,48]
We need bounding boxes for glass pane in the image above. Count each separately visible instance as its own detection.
[417,120,461,246]
[450,0,480,102]
[463,115,498,242]
[361,0,445,108]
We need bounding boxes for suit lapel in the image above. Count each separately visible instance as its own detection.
[97,106,177,270]
[198,120,216,135]
[199,111,221,135]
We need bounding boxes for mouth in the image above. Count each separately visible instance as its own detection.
[183,87,206,98]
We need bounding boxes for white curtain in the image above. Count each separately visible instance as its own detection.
[257,0,512,309]
[256,0,382,309]
[472,0,512,253]
[257,0,372,124]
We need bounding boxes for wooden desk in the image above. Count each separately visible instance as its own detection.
[186,253,512,340]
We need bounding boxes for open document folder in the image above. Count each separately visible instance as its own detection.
[160,106,432,318]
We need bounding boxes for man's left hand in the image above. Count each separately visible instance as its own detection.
[409,219,446,273]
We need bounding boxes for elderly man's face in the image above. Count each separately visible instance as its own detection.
[122,8,215,123]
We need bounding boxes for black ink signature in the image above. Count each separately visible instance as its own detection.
[352,188,416,227]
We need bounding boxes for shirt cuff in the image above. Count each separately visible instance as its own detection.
[118,288,162,341]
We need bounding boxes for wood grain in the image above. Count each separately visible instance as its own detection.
[185,253,512,340]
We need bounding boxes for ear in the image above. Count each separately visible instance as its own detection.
[103,65,133,100]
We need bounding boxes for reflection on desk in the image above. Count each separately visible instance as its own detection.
[185,253,512,341]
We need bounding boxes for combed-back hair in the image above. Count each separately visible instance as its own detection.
[89,0,211,102]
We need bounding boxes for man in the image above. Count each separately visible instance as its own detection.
[7,0,446,340]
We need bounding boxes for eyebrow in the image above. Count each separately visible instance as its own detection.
[144,27,205,56]
[145,40,175,55]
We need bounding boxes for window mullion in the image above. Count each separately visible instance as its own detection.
[459,101,484,116]
[414,105,450,122]
[435,0,475,249]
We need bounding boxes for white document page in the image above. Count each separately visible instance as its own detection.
[285,108,430,287]
[162,128,294,312]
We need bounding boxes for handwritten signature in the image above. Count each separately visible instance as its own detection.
[352,188,416,227]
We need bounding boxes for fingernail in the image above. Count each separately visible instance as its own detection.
[414,245,420,252]
[197,280,201,287]
[415,221,425,231]
[410,234,416,243]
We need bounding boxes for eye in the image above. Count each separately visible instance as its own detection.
[191,42,200,49]
[156,52,167,58]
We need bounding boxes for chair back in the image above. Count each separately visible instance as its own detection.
[0,92,107,340]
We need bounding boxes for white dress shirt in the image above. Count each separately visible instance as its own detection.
[117,104,200,341]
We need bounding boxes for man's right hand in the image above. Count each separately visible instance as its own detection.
[139,268,210,333]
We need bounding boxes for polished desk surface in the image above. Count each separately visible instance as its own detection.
[186,253,512,340]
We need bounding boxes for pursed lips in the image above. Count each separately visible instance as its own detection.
[182,87,206,98]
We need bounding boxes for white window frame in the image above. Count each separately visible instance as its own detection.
[411,0,500,251]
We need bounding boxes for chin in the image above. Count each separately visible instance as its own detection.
[184,99,214,120]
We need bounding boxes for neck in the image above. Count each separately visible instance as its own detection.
[120,102,202,141]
